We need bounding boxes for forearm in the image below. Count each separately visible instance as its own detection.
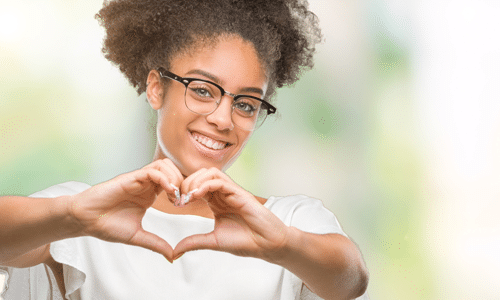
[273,228,368,300]
[0,195,80,265]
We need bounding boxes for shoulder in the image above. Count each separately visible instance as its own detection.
[29,181,91,198]
[264,194,325,214]
[264,194,347,236]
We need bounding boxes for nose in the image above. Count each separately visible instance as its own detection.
[205,95,234,131]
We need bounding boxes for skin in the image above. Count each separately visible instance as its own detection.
[146,35,268,218]
[143,35,368,298]
[0,35,368,299]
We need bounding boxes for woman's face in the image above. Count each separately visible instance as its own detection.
[149,35,268,177]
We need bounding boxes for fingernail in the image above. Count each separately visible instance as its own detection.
[174,252,184,261]
[183,188,198,205]
[183,193,191,205]
[169,183,181,201]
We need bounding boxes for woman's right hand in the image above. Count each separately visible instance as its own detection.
[67,158,183,262]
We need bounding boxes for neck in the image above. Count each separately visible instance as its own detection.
[152,191,215,219]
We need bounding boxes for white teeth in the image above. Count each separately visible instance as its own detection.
[193,133,227,150]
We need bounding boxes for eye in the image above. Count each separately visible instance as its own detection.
[192,87,211,97]
[187,81,219,101]
[233,98,259,117]
[189,86,213,98]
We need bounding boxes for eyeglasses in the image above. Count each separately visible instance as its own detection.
[158,68,276,131]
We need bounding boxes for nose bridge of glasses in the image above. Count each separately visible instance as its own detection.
[224,90,238,99]
[216,93,236,114]
[210,91,262,131]
[220,91,239,111]
[205,94,236,130]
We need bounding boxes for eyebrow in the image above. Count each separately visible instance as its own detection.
[185,69,265,97]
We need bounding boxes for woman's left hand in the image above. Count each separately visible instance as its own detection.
[172,167,289,261]
[172,168,369,300]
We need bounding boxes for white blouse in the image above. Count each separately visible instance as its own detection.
[1,182,369,300]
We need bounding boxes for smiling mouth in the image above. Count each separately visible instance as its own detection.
[191,132,230,150]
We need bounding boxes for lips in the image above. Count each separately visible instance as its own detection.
[192,132,229,150]
[189,131,233,161]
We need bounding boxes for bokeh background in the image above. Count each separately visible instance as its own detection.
[1,0,499,299]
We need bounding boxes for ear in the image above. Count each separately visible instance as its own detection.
[146,70,165,110]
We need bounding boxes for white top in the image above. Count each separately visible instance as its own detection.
[1,182,369,300]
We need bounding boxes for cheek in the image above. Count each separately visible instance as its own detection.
[157,104,185,142]
[157,95,184,131]
[156,115,177,160]
[155,101,183,150]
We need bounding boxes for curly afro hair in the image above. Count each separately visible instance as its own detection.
[96,0,322,100]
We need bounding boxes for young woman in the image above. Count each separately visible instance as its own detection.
[0,0,369,299]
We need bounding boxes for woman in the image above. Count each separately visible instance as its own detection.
[0,0,369,299]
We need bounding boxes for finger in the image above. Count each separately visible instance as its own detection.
[121,168,165,196]
[154,159,184,205]
[179,168,208,194]
[192,179,263,215]
[126,169,178,207]
[156,160,182,202]
[184,180,233,212]
[173,232,219,258]
[178,168,212,205]
[141,165,179,201]
[181,168,232,205]
[162,158,184,184]
[145,159,182,187]
[141,168,177,194]
[156,158,183,186]
[182,167,232,192]
[128,228,174,262]
[191,178,239,200]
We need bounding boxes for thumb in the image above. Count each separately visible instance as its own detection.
[128,229,174,262]
[173,232,218,259]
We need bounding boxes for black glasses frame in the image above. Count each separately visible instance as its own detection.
[157,67,277,115]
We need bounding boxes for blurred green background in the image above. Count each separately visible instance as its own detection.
[1,0,499,299]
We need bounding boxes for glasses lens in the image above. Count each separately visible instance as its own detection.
[232,97,267,131]
[185,81,268,131]
[185,80,222,115]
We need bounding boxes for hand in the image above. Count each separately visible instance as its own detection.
[67,158,183,262]
[173,167,290,261]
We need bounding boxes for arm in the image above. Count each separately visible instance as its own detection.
[271,229,368,300]
[0,158,183,267]
[0,195,78,267]
[172,168,368,300]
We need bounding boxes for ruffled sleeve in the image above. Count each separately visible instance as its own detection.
[265,195,345,236]
[0,182,91,300]
[265,195,369,300]
[50,239,86,299]
[34,182,91,300]
[29,181,91,199]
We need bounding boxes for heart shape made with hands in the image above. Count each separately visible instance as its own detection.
[115,161,287,264]
[161,174,261,260]
[158,184,284,263]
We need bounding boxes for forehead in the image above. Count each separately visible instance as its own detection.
[168,35,269,90]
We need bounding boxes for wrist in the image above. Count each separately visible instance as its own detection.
[264,226,303,267]
[53,195,86,239]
